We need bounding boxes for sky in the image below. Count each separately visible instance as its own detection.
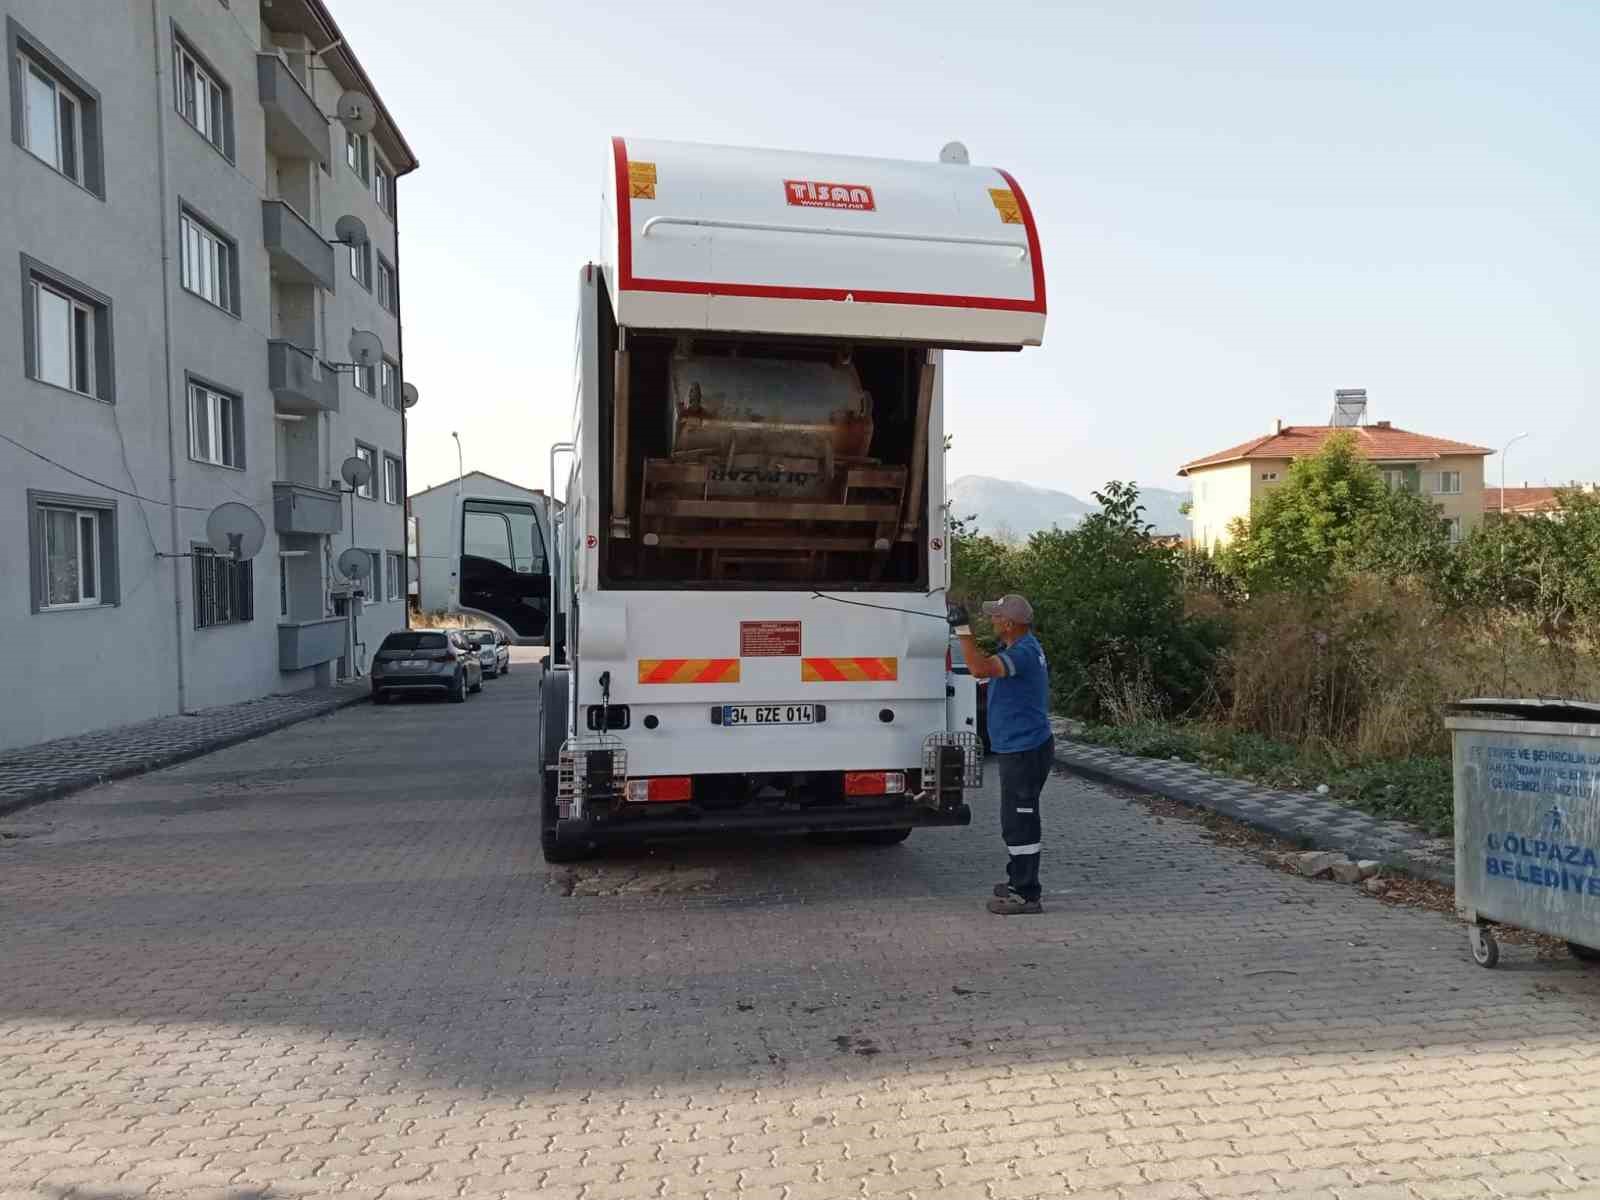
[334,0,1598,501]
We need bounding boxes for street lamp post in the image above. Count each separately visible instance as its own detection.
[1500,432,1529,517]
[451,432,463,608]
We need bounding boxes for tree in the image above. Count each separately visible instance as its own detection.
[1011,481,1225,719]
[1221,432,1453,594]
[1454,488,1600,634]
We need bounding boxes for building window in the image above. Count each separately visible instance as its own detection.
[348,241,372,290]
[180,210,238,314]
[353,362,375,395]
[1260,471,1279,482]
[1436,470,1462,495]
[386,550,403,602]
[383,453,401,504]
[8,21,104,196]
[376,257,397,313]
[354,443,376,498]
[22,257,113,402]
[1380,469,1414,493]
[28,490,118,612]
[187,380,243,468]
[374,159,394,216]
[345,128,368,182]
[380,358,399,408]
[1446,516,1463,544]
[173,35,231,159]
[193,546,253,627]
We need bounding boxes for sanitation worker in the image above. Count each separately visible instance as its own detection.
[949,594,1053,915]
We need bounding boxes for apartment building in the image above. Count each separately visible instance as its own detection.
[1,0,417,750]
[1181,409,1492,552]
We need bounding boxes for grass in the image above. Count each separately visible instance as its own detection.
[1071,719,1455,836]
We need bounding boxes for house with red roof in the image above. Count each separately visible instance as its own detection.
[1483,485,1597,520]
[1178,415,1492,551]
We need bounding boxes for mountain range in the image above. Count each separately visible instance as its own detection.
[948,476,1191,539]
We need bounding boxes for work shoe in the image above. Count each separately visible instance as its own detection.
[993,883,1011,898]
[987,893,1043,916]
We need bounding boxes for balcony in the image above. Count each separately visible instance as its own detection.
[258,53,329,165]
[278,617,346,672]
[268,340,339,414]
[273,481,343,536]
[263,200,335,290]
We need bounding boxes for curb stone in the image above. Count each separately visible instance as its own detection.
[1049,720,1455,886]
[0,686,370,818]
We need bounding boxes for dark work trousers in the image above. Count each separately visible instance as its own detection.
[997,737,1054,902]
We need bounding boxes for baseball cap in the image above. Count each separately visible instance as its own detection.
[981,594,1034,624]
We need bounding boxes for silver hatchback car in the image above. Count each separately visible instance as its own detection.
[462,629,511,679]
[371,630,482,704]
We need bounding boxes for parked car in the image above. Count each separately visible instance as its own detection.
[371,630,482,704]
[949,634,992,753]
[463,628,511,678]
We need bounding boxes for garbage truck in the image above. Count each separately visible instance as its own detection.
[537,136,1047,862]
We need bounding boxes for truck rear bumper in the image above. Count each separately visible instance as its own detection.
[557,801,971,844]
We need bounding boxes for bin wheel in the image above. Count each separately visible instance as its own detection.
[1568,941,1600,965]
[1470,927,1500,969]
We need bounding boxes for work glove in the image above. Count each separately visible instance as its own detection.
[946,602,972,634]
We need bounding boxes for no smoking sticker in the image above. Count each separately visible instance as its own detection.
[629,161,657,200]
[988,188,1022,225]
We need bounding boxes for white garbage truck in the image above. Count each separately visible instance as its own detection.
[537,136,1047,862]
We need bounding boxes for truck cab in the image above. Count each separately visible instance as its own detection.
[539,136,1045,861]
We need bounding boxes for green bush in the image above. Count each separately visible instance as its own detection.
[952,482,1226,721]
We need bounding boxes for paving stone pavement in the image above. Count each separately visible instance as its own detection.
[1,659,1598,1199]
[1050,723,1456,885]
[0,684,368,816]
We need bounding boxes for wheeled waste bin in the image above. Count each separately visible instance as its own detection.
[1447,699,1600,968]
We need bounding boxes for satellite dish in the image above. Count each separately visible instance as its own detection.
[337,90,377,136]
[340,455,373,490]
[204,502,265,562]
[401,382,420,409]
[348,329,383,368]
[333,214,369,247]
[336,546,371,580]
[939,141,970,165]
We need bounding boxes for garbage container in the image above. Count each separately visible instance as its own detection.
[1447,699,1600,969]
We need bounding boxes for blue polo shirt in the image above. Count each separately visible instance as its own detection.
[987,632,1052,753]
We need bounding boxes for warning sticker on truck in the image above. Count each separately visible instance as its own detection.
[785,180,876,212]
[741,621,802,657]
[988,188,1023,225]
[629,161,657,200]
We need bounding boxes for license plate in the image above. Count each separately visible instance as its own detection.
[399,659,427,670]
[723,704,814,727]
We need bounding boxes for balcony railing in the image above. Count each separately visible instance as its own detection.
[263,200,335,290]
[273,481,343,536]
[268,340,339,414]
[258,53,330,165]
[278,617,347,672]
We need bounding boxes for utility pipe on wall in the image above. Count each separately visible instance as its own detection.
[149,0,187,714]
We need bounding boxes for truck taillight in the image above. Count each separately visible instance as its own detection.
[845,771,907,797]
[626,776,693,803]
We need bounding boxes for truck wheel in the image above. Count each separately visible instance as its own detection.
[1569,941,1600,965]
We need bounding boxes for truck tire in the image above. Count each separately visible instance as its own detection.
[538,665,586,863]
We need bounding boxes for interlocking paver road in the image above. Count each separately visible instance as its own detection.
[2,650,1599,1200]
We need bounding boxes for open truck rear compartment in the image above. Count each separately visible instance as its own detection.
[536,135,1044,861]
